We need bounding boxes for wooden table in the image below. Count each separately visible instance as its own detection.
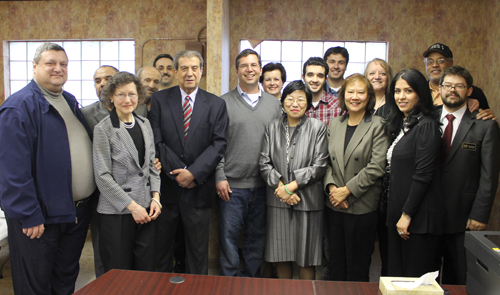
[74,269,469,295]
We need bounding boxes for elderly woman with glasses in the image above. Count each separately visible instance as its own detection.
[93,71,161,272]
[260,80,328,280]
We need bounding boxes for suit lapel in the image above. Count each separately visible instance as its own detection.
[165,87,186,145]
[446,109,474,165]
[185,90,208,144]
[94,102,109,125]
[136,117,151,169]
[333,117,348,179]
[344,117,371,166]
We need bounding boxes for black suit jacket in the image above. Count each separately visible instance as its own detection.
[149,86,228,208]
[386,116,444,235]
[439,106,500,233]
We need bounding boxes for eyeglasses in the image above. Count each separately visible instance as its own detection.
[284,97,307,105]
[425,58,449,66]
[238,63,260,70]
[441,84,468,91]
[114,93,138,100]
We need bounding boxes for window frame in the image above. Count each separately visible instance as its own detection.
[4,39,136,107]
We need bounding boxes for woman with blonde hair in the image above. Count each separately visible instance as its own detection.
[364,58,394,117]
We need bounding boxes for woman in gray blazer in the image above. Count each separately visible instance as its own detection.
[260,81,328,280]
[324,74,389,281]
[93,72,161,272]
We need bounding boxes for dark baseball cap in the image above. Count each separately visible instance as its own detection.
[423,43,453,58]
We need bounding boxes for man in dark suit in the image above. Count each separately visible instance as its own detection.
[81,65,119,139]
[438,66,500,284]
[149,50,228,275]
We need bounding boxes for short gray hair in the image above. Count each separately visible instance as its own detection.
[33,42,66,64]
[173,50,204,70]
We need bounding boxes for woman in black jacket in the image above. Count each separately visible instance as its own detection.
[384,69,443,277]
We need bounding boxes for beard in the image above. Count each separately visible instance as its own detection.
[98,89,106,103]
[442,91,466,109]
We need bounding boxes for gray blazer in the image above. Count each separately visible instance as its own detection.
[82,101,148,138]
[93,109,160,215]
[260,115,328,211]
[324,113,389,215]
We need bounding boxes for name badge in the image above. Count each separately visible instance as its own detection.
[462,142,476,151]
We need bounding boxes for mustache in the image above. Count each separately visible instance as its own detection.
[446,91,459,98]
[162,73,170,77]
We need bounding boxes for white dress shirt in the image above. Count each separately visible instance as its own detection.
[180,87,198,109]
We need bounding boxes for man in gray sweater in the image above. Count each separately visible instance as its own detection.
[216,49,281,277]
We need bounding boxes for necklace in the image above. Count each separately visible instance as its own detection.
[123,116,136,129]
[375,95,385,110]
[285,124,290,164]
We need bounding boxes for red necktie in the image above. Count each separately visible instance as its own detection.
[442,113,455,155]
[183,96,192,140]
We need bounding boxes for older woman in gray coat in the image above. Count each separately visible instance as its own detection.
[260,80,328,280]
[93,72,161,272]
[324,74,389,282]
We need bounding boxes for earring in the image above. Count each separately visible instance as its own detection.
[111,100,113,103]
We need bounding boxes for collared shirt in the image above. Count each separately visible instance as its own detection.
[440,103,467,144]
[237,84,261,107]
[430,81,442,105]
[304,91,343,125]
[325,80,341,97]
[180,87,198,109]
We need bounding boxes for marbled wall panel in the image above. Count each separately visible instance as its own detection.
[0,0,207,104]
[228,0,492,95]
[485,0,500,232]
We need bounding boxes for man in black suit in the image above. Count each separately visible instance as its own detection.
[438,66,500,284]
[149,50,228,274]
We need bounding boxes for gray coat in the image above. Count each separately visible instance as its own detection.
[260,115,328,211]
[93,109,160,215]
[324,113,389,215]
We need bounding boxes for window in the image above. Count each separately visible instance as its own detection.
[7,40,135,107]
[240,40,388,86]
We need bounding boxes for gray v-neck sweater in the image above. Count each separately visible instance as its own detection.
[215,88,282,188]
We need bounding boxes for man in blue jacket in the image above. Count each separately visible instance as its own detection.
[0,42,95,295]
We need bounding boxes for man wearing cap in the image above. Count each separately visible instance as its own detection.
[423,43,492,118]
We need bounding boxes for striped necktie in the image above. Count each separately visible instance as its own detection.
[183,96,192,140]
